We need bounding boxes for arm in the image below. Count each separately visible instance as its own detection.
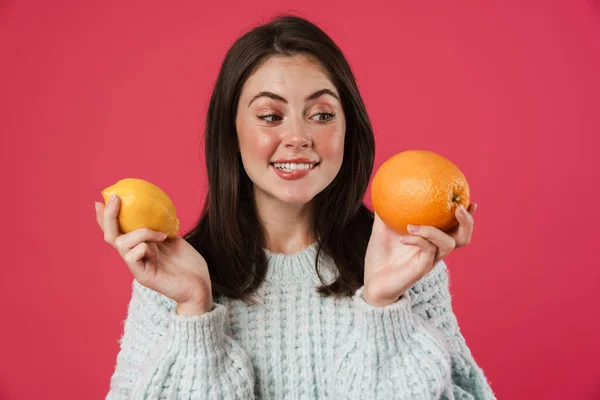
[331,261,496,400]
[106,279,255,400]
[408,261,496,400]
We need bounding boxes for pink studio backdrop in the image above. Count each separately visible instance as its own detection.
[1,1,599,399]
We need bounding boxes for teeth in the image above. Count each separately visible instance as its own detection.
[273,162,315,171]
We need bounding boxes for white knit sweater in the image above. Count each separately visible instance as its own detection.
[106,242,496,399]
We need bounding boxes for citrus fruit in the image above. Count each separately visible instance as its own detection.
[371,150,470,234]
[101,178,180,238]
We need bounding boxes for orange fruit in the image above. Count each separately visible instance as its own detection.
[371,150,470,234]
[101,178,180,238]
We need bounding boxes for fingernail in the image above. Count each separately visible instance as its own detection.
[109,194,117,205]
[459,205,468,216]
[472,204,478,213]
[407,224,419,233]
[94,202,100,213]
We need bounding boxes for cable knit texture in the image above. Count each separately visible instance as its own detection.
[106,242,496,399]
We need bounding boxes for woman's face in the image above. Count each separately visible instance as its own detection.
[236,54,346,207]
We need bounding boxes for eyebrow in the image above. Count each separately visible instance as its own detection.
[247,88,340,107]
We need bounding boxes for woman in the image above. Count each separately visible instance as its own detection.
[96,15,496,400]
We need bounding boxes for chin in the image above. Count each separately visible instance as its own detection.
[274,191,317,205]
[253,179,327,207]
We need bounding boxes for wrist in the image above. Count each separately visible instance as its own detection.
[363,290,404,308]
[176,298,212,316]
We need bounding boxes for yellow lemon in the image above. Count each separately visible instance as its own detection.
[101,178,180,238]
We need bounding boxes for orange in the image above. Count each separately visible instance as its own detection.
[371,150,470,234]
[101,178,180,238]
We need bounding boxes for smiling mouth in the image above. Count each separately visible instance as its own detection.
[270,162,320,173]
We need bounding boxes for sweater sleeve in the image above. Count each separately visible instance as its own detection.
[106,279,255,400]
[408,261,496,400]
[331,261,496,400]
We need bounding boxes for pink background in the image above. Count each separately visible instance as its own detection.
[1,1,599,399]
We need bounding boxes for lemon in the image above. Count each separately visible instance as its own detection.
[101,178,180,238]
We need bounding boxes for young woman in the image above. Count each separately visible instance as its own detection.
[96,15,496,400]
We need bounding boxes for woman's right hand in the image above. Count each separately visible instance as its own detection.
[95,195,213,315]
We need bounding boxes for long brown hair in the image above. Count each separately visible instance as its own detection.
[184,15,375,302]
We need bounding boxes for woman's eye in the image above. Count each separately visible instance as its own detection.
[258,114,283,123]
[311,112,335,122]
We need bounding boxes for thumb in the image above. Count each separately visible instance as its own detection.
[373,212,385,232]
[372,212,395,239]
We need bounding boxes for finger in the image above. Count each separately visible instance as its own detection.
[103,195,122,247]
[95,202,105,231]
[469,203,478,215]
[124,242,150,263]
[407,224,456,260]
[147,242,159,259]
[123,242,151,279]
[115,228,167,254]
[399,234,438,266]
[452,204,475,248]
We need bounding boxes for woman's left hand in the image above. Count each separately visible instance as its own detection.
[363,204,478,307]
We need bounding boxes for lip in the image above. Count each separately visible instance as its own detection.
[270,162,319,180]
[270,158,319,164]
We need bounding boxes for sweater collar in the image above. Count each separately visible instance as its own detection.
[262,242,338,285]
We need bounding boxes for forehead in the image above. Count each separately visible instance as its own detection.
[242,54,336,95]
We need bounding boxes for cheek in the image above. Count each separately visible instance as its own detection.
[238,127,278,164]
[316,126,345,163]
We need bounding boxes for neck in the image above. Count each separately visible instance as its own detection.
[255,191,317,254]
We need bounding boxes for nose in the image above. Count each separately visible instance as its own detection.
[283,121,312,149]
